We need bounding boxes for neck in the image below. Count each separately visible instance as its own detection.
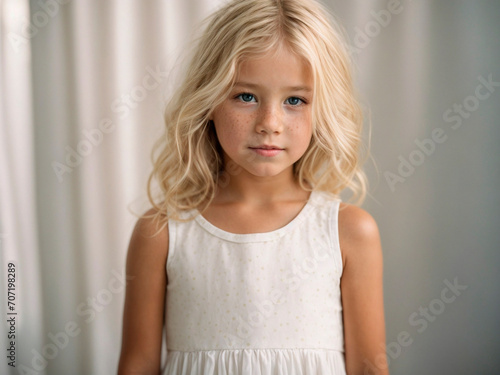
[214,165,310,205]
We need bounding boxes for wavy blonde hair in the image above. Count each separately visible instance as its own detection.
[143,0,370,232]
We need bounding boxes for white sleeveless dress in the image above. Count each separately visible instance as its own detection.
[161,190,346,374]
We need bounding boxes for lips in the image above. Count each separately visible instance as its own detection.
[249,145,284,150]
[249,145,284,157]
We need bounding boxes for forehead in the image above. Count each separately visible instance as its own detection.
[235,47,313,90]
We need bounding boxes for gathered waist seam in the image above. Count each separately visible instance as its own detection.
[167,347,344,353]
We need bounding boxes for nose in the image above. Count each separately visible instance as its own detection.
[255,103,283,134]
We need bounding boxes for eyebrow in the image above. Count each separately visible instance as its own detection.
[234,82,313,92]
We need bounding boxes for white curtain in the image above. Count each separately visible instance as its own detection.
[1,1,499,374]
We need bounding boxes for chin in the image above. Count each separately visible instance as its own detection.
[246,165,290,178]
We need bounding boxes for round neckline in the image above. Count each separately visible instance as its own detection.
[193,190,319,243]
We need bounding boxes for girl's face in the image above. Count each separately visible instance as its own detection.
[211,46,313,180]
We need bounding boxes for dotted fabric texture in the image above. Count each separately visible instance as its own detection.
[162,190,346,375]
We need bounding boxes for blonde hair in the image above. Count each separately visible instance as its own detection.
[143,0,370,232]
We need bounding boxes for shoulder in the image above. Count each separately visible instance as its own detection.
[127,207,169,271]
[337,202,382,270]
[132,207,169,243]
[337,202,379,238]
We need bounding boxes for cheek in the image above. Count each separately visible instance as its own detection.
[214,113,249,147]
[288,114,312,138]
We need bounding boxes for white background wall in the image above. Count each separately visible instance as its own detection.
[1,0,499,374]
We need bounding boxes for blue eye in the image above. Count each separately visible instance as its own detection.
[237,93,255,102]
[285,97,303,106]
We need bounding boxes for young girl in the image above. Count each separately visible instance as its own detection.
[118,0,388,374]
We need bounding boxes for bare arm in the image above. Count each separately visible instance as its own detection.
[117,210,169,375]
[339,204,389,375]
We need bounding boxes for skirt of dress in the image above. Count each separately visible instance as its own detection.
[162,348,347,375]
